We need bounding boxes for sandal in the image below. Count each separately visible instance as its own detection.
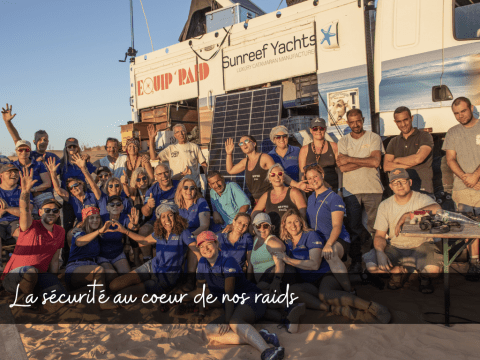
[419,278,434,294]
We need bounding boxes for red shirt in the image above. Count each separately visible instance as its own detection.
[1,220,64,280]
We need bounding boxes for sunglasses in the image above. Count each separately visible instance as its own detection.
[108,183,120,188]
[43,208,60,214]
[98,174,110,179]
[136,176,147,182]
[270,171,283,177]
[108,202,123,207]
[274,134,288,140]
[183,185,196,191]
[311,126,326,132]
[17,148,30,153]
[255,224,270,230]
[67,145,78,149]
[238,139,252,147]
[69,183,80,190]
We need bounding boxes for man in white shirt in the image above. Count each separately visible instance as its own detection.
[98,137,127,179]
[148,124,207,187]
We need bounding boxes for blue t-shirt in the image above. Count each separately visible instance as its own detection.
[217,232,253,268]
[58,161,97,189]
[98,213,130,259]
[0,186,33,222]
[197,252,261,304]
[179,197,210,232]
[13,159,48,188]
[268,145,301,182]
[68,231,101,262]
[30,151,61,164]
[145,180,179,221]
[151,229,195,274]
[285,231,330,283]
[307,189,351,243]
[68,190,99,222]
[98,192,132,217]
[210,182,251,225]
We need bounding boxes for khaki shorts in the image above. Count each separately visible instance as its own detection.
[452,189,480,209]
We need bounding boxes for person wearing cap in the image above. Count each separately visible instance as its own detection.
[109,203,201,297]
[268,125,301,182]
[0,163,34,266]
[298,117,340,193]
[336,109,385,274]
[124,137,154,182]
[95,166,112,191]
[57,137,97,189]
[216,212,253,269]
[196,230,285,360]
[207,170,251,233]
[1,169,67,305]
[12,140,52,197]
[148,123,207,187]
[1,103,60,164]
[364,168,442,293]
[64,206,118,310]
[98,176,132,217]
[276,208,391,324]
[98,137,128,179]
[383,106,434,196]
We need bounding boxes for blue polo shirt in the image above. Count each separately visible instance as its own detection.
[98,192,132,217]
[68,190,99,222]
[217,232,253,268]
[307,189,351,243]
[0,186,33,222]
[210,182,251,225]
[13,159,48,188]
[30,151,60,164]
[151,229,195,275]
[145,180,179,221]
[68,231,101,262]
[98,213,130,259]
[285,230,330,283]
[268,145,300,182]
[58,162,97,189]
[197,252,261,303]
[179,198,210,232]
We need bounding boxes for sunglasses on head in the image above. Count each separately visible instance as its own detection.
[274,134,288,140]
[136,176,147,182]
[270,171,283,177]
[256,223,270,230]
[17,148,30,153]
[43,208,60,214]
[69,183,80,190]
[238,139,252,147]
[98,174,110,179]
[108,183,120,188]
[311,126,326,132]
[108,202,122,207]
[183,185,196,191]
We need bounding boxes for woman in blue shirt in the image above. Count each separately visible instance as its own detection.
[109,203,201,296]
[98,177,132,216]
[304,164,352,293]
[57,137,96,189]
[277,209,391,324]
[196,231,285,360]
[217,213,253,269]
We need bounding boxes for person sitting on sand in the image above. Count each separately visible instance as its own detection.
[276,209,391,324]
[216,212,253,269]
[363,168,442,293]
[109,203,201,297]
[196,230,286,360]
[98,177,132,216]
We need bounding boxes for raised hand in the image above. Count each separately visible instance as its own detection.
[128,207,140,226]
[46,157,60,174]
[19,168,38,193]
[225,138,234,155]
[141,154,150,165]
[1,103,16,122]
[71,153,86,168]
[147,124,157,139]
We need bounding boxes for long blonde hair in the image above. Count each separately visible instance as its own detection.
[279,209,313,242]
[130,167,149,188]
[174,177,202,209]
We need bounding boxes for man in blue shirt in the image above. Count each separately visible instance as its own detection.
[207,171,250,233]
[268,125,301,182]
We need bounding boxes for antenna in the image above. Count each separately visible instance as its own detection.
[119,0,138,63]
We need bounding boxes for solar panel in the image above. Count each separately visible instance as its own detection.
[208,86,283,195]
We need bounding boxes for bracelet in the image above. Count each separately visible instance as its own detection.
[126,230,130,237]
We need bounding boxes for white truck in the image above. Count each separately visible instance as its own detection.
[124,0,480,196]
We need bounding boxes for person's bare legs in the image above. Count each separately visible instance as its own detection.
[100,262,119,283]
[19,267,38,295]
[109,270,143,292]
[70,265,117,310]
[325,242,351,292]
[138,224,153,261]
[113,258,131,275]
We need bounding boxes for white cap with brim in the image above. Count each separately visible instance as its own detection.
[253,213,272,226]
[15,140,31,150]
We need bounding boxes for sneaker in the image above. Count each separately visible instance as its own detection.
[466,260,480,282]
[259,329,280,347]
[261,346,285,360]
[348,261,363,274]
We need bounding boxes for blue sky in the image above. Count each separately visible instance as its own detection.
[0,0,285,156]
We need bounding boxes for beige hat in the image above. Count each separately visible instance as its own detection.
[15,140,32,150]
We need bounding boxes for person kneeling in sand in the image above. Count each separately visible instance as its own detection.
[364,168,442,294]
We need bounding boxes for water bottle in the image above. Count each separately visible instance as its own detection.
[435,210,480,226]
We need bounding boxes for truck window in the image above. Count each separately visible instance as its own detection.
[454,1,480,40]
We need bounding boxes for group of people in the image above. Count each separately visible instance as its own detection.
[0,96,479,360]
